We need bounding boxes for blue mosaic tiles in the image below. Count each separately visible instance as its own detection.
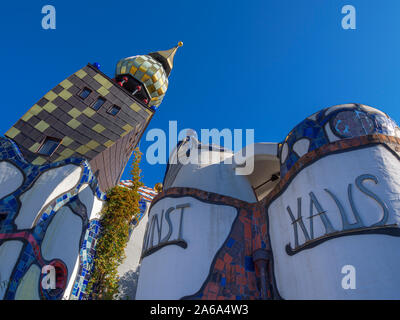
[0,137,106,300]
[279,104,400,178]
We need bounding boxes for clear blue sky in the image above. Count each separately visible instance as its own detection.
[1,0,400,188]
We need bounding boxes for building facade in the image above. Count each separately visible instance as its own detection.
[0,44,181,300]
[135,103,400,299]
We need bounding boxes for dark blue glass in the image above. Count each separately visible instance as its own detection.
[92,97,105,111]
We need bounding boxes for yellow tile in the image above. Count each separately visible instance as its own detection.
[83,108,96,117]
[104,81,113,90]
[76,145,90,155]
[94,74,113,89]
[30,104,42,116]
[104,140,114,148]
[67,119,81,129]
[54,155,66,162]
[21,112,34,122]
[68,108,81,118]
[141,74,150,82]
[43,102,57,113]
[32,156,46,165]
[60,79,73,89]
[92,124,105,133]
[129,103,141,112]
[130,65,138,75]
[145,108,153,116]
[121,131,128,137]
[87,140,100,149]
[60,148,75,157]
[34,120,50,133]
[5,127,20,139]
[61,136,73,147]
[122,124,134,132]
[97,87,109,97]
[75,69,87,79]
[59,89,72,101]
[28,143,40,153]
[44,91,57,101]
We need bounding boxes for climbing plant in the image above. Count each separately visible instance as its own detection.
[86,148,143,299]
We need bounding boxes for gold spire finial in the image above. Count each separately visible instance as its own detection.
[148,42,183,77]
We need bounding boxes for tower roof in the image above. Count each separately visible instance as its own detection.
[148,42,183,77]
[115,42,183,108]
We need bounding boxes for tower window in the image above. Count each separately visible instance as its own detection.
[107,105,121,116]
[91,97,106,111]
[37,137,62,156]
[79,88,92,99]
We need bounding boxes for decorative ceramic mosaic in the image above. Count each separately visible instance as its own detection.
[150,187,275,300]
[0,137,105,300]
[279,103,400,178]
[116,55,168,108]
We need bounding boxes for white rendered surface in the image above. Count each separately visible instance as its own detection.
[16,165,82,229]
[268,145,400,299]
[41,206,83,290]
[15,264,41,300]
[136,196,237,299]
[0,241,24,300]
[117,203,150,299]
[0,162,23,200]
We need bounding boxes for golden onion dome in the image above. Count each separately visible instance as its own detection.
[115,42,182,108]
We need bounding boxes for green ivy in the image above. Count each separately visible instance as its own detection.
[86,148,143,299]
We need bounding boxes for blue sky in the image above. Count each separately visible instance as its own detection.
[1,0,400,187]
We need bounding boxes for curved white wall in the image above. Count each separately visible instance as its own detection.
[268,145,400,299]
[136,196,237,300]
[78,184,104,220]
[15,264,41,300]
[16,165,82,229]
[171,148,256,202]
[0,162,23,200]
[117,203,149,300]
[0,241,24,300]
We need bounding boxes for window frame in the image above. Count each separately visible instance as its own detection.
[78,87,92,100]
[91,96,106,111]
[36,136,62,157]
[106,105,121,116]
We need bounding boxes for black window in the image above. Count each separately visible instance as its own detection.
[37,137,61,156]
[79,88,92,99]
[92,97,106,111]
[107,105,121,116]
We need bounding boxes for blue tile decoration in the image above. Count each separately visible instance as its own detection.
[244,256,255,272]
[0,137,106,300]
[279,104,400,178]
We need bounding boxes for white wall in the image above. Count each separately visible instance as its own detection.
[268,145,400,299]
[171,148,256,203]
[0,241,24,300]
[16,164,82,229]
[117,202,149,300]
[41,206,83,294]
[136,196,237,300]
[0,162,23,200]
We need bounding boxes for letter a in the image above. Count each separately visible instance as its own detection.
[42,5,56,30]
[41,265,56,290]
[341,5,356,30]
[341,265,356,289]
